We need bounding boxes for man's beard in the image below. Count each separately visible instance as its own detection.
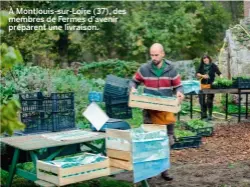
[153,60,161,66]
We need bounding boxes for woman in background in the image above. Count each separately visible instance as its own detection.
[196,55,222,120]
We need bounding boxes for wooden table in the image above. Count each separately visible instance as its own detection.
[185,88,250,122]
[1,130,106,187]
[1,129,150,187]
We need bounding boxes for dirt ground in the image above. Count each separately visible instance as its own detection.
[114,122,250,187]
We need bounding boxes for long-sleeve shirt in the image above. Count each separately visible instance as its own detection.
[130,59,183,97]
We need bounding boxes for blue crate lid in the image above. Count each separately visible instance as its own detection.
[88,91,103,102]
[90,119,130,132]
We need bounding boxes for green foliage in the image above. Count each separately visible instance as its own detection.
[182,2,232,58]
[221,94,234,105]
[0,11,9,28]
[213,77,233,88]
[79,59,140,79]
[126,108,143,128]
[175,129,196,138]
[0,11,23,74]
[0,11,25,135]
[1,65,106,123]
[227,104,249,113]
[187,119,211,129]
[0,99,25,135]
[180,101,190,116]
[192,58,200,72]
[1,1,236,64]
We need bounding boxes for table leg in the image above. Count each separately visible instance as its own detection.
[238,89,241,123]
[190,94,193,119]
[83,141,106,155]
[45,146,67,161]
[141,179,150,187]
[226,94,228,120]
[6,148,20,187]
[100,139,106,156]
[246,93,248,119]
[30,151,38,173]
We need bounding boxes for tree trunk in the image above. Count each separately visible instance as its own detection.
[57,30,69,68]
[230,1,237,21]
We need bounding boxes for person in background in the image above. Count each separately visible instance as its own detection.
[196,55,222,120]
[130,43,185,181]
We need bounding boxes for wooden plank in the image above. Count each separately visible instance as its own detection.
[37,161,59,174]
[202,89,238,94]
[110,167,124,174]
[35,180,56,187]
[60,168,110,186]
[129,101,181,113]
[106,139,131,151]
[61,159,109,176]
[109,158,133,171]
[37,171,59,186]
[129,93,179,106]
[106,129,131,142]
[142,124,166,132]
[0,130,106,151]
[107,149,131,161]
[38,168,110,186]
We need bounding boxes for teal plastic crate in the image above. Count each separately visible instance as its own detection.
[171,135,202,150]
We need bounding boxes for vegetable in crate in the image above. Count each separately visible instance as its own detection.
[212,77,233,88]
[186,119,214,137]
[174,129,196,139]
[187,119,211,129]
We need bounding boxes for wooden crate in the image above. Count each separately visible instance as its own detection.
[128,93,181,113]
[37,153,110,186]
[106,124,166,171]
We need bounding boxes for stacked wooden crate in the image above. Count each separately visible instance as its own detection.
[106,128,133,170]
[129,92,181,113]
[106,124,169,171]
[36,153,110,186]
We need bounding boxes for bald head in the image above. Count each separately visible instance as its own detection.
[150,43,164,53]
[150,43,165,67]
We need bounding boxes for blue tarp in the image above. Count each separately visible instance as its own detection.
[133,158,170,183]
[131,128,170,183]
[182,80,201,94]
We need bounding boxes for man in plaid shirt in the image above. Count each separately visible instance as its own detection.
[130,43,185,181]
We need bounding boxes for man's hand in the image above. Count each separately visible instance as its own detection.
[176,91,185,104]
[131,87,138,93]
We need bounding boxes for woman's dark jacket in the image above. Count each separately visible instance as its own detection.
[196,63,222,84]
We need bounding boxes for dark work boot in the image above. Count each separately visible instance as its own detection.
[200,107,207,120]
[207,108,213,121]
[201,110,207,119]
[161,170,173,181]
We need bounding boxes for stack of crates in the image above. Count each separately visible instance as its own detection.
[19,92,75,134]
[233,77,250,89]
[103,75,132,119]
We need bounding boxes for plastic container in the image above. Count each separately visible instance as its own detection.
[20,111,75,134]
[106,75,130,88]
[104,84,129,96]
[103,94,129,105]
[19,92,74,113]
[105,104,132,119]
[90,118,131,132]
[171,135,202,150]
